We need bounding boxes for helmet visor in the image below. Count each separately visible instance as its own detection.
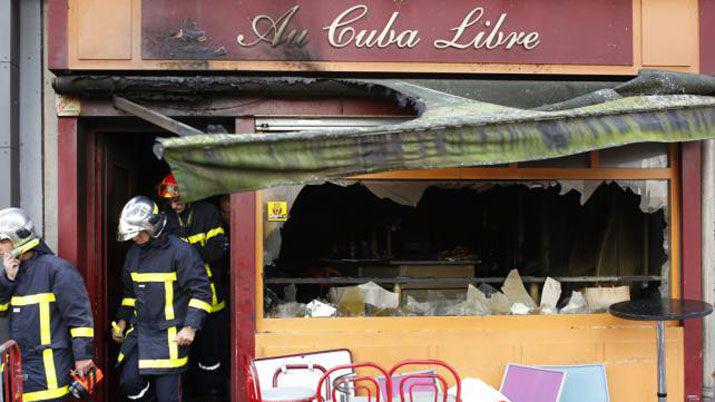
[117,230,140,242]
[157,183,180,199]
[117,220,144,242]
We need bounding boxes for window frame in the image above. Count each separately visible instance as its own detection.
[255,145,680,323]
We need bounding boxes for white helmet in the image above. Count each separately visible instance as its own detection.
[0,208,40,257]
[117,196,167,242]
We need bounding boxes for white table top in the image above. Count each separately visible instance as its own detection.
[262,386,316,402]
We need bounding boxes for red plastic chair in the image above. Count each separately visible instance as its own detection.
[388,360,461,402]
[400,373,446,402]
[332,374,381,402]
[246,360,261,402]
[0,341,23,402]
[316,362,390,402]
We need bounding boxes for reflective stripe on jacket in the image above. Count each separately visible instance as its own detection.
[116,234,212,375]
[165,201,227,313]
[0,241,94,402]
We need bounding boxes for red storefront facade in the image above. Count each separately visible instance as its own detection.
[47,1,714,401]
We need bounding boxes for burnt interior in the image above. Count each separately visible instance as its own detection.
[264,181,668,314]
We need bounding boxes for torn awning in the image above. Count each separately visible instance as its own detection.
[154,70,715,201]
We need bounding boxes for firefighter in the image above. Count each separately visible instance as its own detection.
[157,173,227,398]
[0,207,95,402]
[112,196,212,402]
[218,194,231,223]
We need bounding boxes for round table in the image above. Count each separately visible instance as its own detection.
[609,298,713,402]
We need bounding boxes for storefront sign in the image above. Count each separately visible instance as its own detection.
[142,1,632,66]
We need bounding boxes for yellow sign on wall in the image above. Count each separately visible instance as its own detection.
[267,201,288,222]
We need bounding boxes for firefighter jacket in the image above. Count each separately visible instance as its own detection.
[115,233,212,375]
[165,201,226,314]
[0,241,94,402]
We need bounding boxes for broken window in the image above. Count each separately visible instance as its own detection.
[262,179,671,318]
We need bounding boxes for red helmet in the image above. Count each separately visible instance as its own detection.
[157,173,180,199]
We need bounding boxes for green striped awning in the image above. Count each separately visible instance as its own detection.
[155,70,715,201]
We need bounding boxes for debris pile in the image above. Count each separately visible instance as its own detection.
[267,270,632,318]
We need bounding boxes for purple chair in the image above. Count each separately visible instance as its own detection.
[499,364,565,402]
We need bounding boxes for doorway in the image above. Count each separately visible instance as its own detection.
[82,122,233,402]
[90,130,170,402]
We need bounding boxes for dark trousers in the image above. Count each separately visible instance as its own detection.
[191,309,226,392]
[119,348,182,402]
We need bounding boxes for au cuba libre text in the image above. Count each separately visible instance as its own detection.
[236,5,541,51]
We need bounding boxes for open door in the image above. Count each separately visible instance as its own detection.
[91,131,169,402]
[83,121,233,402]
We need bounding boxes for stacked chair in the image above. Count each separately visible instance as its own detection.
[318,362,389,402]
[246,350,611,402]
[246,358,462,402]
